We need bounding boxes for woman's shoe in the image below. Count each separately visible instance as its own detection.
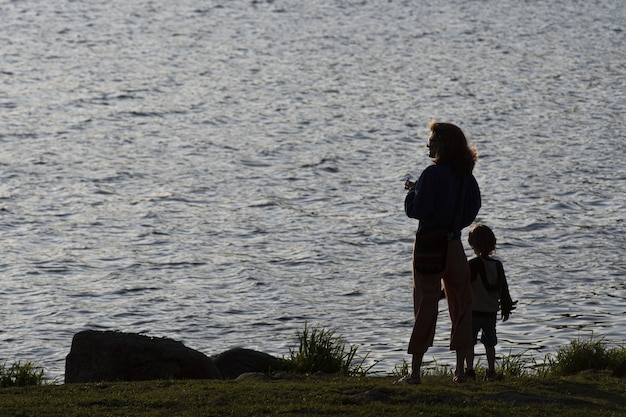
[484,370,497,381]
[394,374,421,385]
[453,374,468,383]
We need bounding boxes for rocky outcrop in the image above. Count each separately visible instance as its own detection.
[64,330,289,384]
[211,347,284,379]
[65,330,221,383]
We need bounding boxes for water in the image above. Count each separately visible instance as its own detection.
[1,0,624,381]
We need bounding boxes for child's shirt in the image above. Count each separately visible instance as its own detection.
[469,256,514,317]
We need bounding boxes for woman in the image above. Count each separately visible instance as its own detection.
[398,121,481,384]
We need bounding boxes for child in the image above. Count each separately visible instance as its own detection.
[465,224,516,381]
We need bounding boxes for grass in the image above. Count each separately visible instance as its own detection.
[1,373,625,416]
[392,336,626,381]
[286,323,376,376]
[0,361,46,388]
[3,329,626,415]
[543,336,626,377]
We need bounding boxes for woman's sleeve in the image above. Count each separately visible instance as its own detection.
[404,169,434,219]
[461,175,481,227]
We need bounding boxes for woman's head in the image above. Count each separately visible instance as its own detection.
[468,224,497,257]
[428,121,478,176]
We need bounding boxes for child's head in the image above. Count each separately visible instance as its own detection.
[468,224,497,257]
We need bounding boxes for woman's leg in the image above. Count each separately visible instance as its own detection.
[466,316,480,373]
[407,276,439,380]
[486,345,496,372]
[466,345,475,373]
[407,271,442,356]
[442,240,473,377]
[411,352,425,379]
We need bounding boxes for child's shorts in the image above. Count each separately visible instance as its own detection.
[472,313,497,347]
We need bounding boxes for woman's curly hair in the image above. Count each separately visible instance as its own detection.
[429,121,478,177]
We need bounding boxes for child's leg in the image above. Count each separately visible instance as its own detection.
[480,316,498,377]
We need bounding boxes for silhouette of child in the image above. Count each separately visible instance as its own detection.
[465,224,516,381]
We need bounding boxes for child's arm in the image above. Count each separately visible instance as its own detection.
[497,262,517,321]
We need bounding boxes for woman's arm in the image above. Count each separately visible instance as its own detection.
[404,169,434,220]
[460,175,481,228]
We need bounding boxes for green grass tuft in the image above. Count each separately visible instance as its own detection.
[544,336,626,377]
[0,361,46,387]
[391,337,626,380]
[286,323,375,376]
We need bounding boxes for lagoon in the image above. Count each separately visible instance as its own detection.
[0,0,624,381]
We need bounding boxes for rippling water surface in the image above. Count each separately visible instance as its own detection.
[1,0,624,381]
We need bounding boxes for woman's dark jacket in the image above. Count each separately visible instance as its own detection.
[405,163,481,239]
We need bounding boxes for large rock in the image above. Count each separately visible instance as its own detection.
[65,330,222,383]
[211,347,284,379]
